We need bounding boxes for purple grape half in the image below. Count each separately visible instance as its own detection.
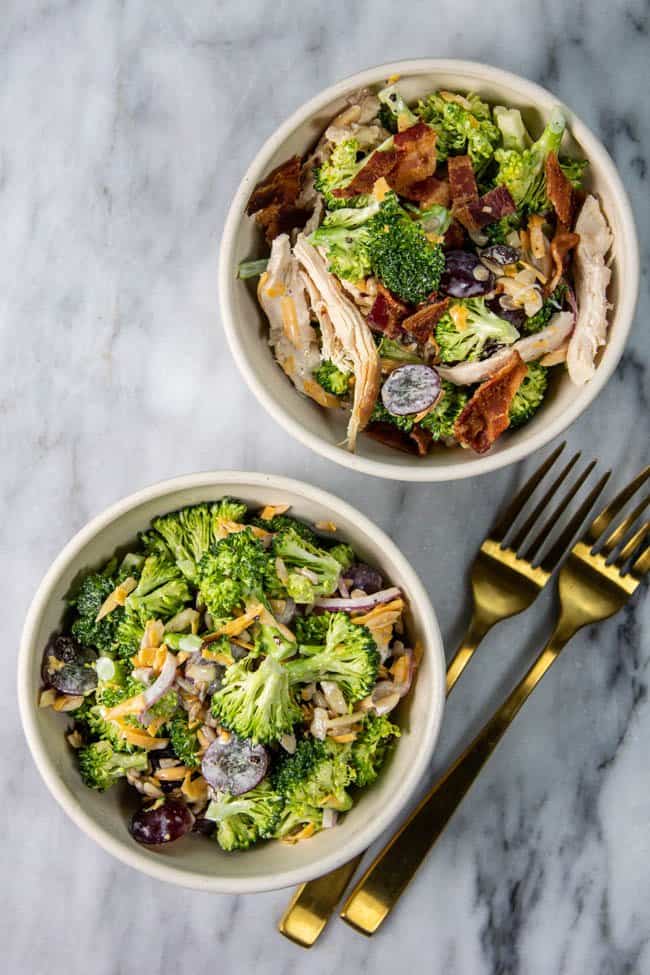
[129,799,195,846]
[381,365,441,417]
[485,295,526,329]
[346,563,384,595]
[41,634,97,696]
[440,251,495,298]
[201,736,268,796]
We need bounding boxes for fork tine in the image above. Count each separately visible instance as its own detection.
[631,547,650,579]
[600,496,650,556]
[521,460,599,564]
[507,452,580,553]
[537,470,611,573]
[615,522,649,567]
[490,442,566,542]
[587,465,650,545]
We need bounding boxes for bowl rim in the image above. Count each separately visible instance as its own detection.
[218,57,639,482]
[17,470,445,893]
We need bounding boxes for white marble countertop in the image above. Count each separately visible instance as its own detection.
[3,2,648,972]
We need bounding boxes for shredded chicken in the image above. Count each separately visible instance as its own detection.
[324,88,387,149]
[567,196,613,385]
[439,312,574,385]
[294,235,381,449]
[257,235,322,400]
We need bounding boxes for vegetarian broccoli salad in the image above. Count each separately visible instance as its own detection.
[240,83,612,456]
[40,499,413,851]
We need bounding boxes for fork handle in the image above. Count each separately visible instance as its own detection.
[340,615,579,935]
[277,614,494,946]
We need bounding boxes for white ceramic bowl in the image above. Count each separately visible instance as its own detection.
[18,472,445,893]
[219,59,638,481]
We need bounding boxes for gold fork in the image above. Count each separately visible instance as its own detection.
[340,464,649,935]
[280,443,598,947]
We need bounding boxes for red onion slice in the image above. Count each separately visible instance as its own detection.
[139,650,178,712]
[313,586,401,612]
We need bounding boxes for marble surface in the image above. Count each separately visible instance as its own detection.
[2,1,649,972]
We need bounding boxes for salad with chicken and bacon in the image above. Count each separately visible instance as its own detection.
[39,499,413,851]
[240,82,612,456]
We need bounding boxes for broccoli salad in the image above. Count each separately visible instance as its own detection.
[241,83,612,456]
[39,499,414,851]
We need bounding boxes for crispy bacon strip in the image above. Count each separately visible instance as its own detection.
[454,351,527,454]
[401,298,449,343]
[389,122,438,193]
[447,155,478,207]
[443,220,466,250]
[400,175,451,208]
[545,152,574,226]
[365,422,432,456]
[547,229,580,294]
[459,186,516,231]
[246,156,302,214]
[254,203,311,243]
[332,149,398,198]
[367,283,411,337]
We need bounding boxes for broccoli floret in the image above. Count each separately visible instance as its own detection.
[78,740,148,791]
[436,299,520,364]
[139,530,172,558]
[288,612,379,703]
[212,497,248,528]
[273,801,324,840]
[377,83,419,133]
[151,503,216,583]
[73,700,131,752]
[366,193,445,304]
[419,381,470,440]
[522,282,568,334]
[313,359,352,396]
[351,713,400,787]
[294,612,332,646]
[114,615,145,659]
[309,202,379,281]
[484,214,521,246]
[273,737,355,812]
[71,571,123,655]
[144,688,179,723]
[206,782,283,851]
[494,107,566,214]
[211,652,302,744]
[313,139,371,210]
[417,92,499,172]
[94,657,133,704]
[198,529,271,620]
[127,553,180,598]
[376,336,423,364]
[168,714,201,768]
[370,401,414,432]
[254,623,297,662]
[327,543,354,571]
[509,363,548,428]
[125,578,192,626]
[250,513,317,544]
[559,157,588,188]
[272,528,345,603]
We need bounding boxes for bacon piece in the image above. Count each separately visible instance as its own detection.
[401,298,449,343]
[254,203,311,243]
[364,422,431,456]
[246,156,302,214]
[453,351,527,454]
[545,152,574,226]
[459,186,517,231]
[332,149,398,198]
[367,283,411,337]
[389,123,438,193]
[447,155,478,207]
[442,220,466,250]
[547,229,580,294]
[400,175,451,208]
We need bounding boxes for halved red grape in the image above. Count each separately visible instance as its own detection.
[381,365,441,417]
[440,251,495,298]
[346,563,383,595]
[485,295,526,328]
[129,799,195,845]
[41,634,97,695]
[201,736,268,796]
